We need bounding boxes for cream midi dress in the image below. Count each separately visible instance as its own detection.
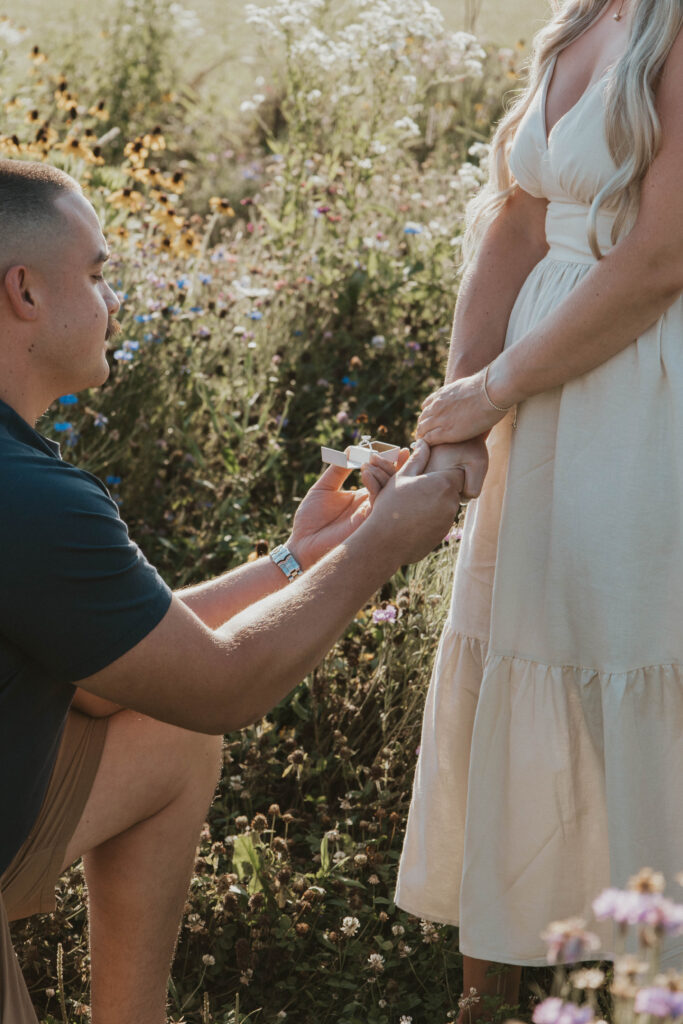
[395,57,683,967]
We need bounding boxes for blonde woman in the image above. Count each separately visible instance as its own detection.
[395,0,683,1016]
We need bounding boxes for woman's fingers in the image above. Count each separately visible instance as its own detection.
[361,464,393,502]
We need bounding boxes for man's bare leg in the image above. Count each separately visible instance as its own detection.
[457,955,522,1024]
[60,710,223,1024]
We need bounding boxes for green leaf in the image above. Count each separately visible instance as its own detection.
[320,834,331,873]
[232,834,264,893]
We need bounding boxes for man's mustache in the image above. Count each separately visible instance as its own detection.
[105,318,122,341]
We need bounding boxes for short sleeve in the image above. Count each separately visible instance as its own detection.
[0,457,173,683]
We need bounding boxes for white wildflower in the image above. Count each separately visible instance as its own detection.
[394,116,421,137]
[367,952,385,971]
[458,987,481,1010]
[420,919,440,943]
[570,967,606,990]
[341,916,360,937]
[392,923,405,936]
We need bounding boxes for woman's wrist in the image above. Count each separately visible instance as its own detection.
[484,350,529,408]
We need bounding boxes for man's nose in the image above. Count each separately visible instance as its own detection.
[104,281,121,316]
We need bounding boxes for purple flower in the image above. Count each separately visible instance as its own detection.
[635,988,683,1019]
[532,999,594,1024]
[373,605,398,624]
[541,918,601,965]
[593,889,683,935]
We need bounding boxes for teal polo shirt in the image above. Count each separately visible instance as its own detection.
[0,398,172,875]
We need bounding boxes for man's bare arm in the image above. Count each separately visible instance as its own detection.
[72,446,464,734]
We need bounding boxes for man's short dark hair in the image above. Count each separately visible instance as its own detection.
[0,159,81,238]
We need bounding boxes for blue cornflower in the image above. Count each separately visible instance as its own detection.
[105,475,122,486]
[53,422,72,432]
[113,349,134,361]
[248,310,263,320]
[58,394,78,405]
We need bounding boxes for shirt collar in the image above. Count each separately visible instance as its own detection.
[0,398,62,459]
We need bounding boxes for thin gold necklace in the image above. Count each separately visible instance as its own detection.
[613,0,627,20]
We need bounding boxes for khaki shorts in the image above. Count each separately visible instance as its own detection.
[0,709,109,1023]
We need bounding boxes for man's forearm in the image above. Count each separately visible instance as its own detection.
[176,555,287,630]
[213,526,400,730]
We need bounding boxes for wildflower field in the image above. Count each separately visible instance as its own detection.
[6,2,683,1023]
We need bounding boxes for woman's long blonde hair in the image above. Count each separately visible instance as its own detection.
[464,0,683,262]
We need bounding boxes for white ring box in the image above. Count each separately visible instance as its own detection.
[321,440,400,470]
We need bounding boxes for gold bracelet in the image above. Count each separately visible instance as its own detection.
[482,364,518,428]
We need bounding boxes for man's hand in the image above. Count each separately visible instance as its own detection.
[364,439,465,565]
[424,438,489,501]
[287,449,409,569]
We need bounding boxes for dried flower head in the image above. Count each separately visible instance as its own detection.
[628,868,666,894]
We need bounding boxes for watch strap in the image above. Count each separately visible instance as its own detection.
[270,544,303,582]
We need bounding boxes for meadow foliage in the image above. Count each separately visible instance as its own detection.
[8,4,682,1023]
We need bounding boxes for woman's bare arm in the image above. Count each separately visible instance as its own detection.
[417,33,683,446]
[486,33,683,407]
[445,185,548,384]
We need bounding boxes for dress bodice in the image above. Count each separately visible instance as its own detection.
[508,57,620,262]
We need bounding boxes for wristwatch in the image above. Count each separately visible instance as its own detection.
[270,544,303,582]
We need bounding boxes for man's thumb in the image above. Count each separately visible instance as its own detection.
[400,439,430,477]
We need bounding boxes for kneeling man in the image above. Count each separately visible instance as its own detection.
[0,160,484,1023]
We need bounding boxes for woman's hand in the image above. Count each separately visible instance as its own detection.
[416,369,508,445]
[287,449,409,569]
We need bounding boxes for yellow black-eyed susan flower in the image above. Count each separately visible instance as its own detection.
[59,136,95,161]
[88,100,109,121]
[29,45,46,64]
[35,123,58,148]
[150,205,184,234]
[160,170,185,195]
[209,196,236,216]
[124,138,149,165]
[175,229,200,256]
[107,187,146,213]
[25,109,40,125]
[55,89,78,112]
[127,165,160,186]
[5,96,22,113]
[0,135,24,156]
[143,126,165,151]
[154,234,173,253]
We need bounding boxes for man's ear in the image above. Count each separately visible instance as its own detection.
[4,266,39,321]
